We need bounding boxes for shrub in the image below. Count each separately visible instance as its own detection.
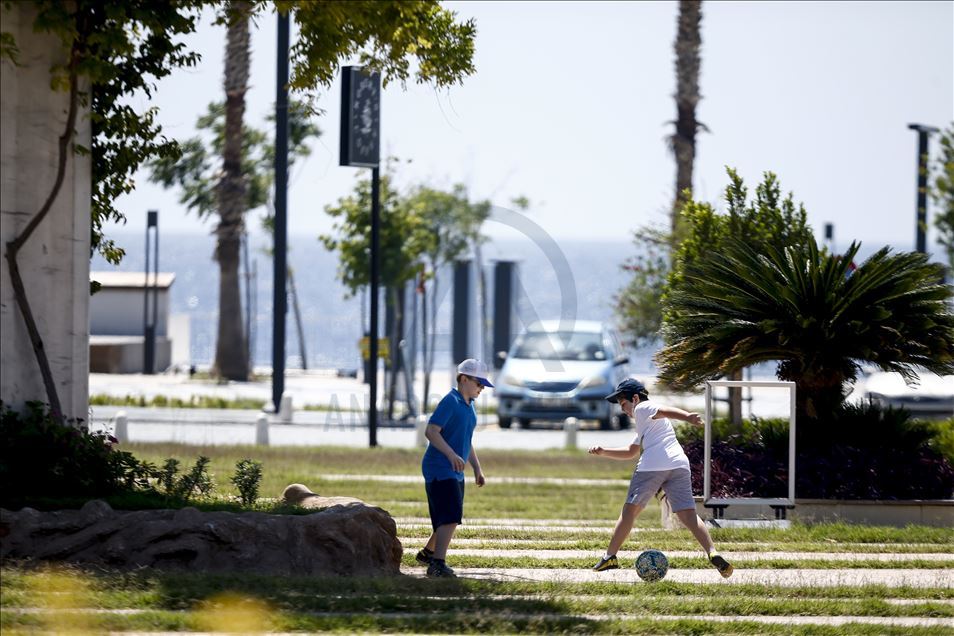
[0,401,158,507]
[230,459,264,506]
[680,401,954,500]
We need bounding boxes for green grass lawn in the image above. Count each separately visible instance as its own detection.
[3,442,953,634]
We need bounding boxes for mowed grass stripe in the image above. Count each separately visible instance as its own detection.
[6,593,954,620]
[1,607,951,633]
[395,523,954,544]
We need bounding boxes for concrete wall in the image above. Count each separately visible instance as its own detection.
[0,3,91,421]
[90,288,171,337]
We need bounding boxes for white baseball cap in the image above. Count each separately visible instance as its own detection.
[457,358,494,387]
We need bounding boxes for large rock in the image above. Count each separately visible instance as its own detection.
[0,492,402,576]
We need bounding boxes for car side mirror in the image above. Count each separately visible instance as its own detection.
[613,355,629,366]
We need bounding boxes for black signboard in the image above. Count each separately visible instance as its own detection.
[340,66,381,167]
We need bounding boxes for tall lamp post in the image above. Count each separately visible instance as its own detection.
[908,123,939,254]
[340,66,382,447]
[272,12,290,413]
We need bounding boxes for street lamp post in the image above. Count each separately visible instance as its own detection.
[908,123,940,254]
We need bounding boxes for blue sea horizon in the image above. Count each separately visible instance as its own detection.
[92,231,660,373]
[91,230,941,376]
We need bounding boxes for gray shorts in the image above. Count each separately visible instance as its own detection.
[626,468,695,512]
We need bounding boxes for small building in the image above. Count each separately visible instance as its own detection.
[89,271,175,373]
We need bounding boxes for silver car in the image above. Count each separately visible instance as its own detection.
[495,320,631,430]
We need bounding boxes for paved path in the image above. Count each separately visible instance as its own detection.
[401,565,954,588]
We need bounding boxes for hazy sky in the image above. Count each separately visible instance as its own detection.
[111,0,953,253]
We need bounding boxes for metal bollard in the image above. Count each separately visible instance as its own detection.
[255,413,269,446]
[415,415,429,448]
[563,417,579,450]
[278,393,293,424]
[114,411,128,443]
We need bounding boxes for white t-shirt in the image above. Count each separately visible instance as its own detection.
[631,400,690,472]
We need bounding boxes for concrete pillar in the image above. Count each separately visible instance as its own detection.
[114,411,128,444]
[452,260,472,364]
[415,414,428,448]
[278,393,293,423]
[0,3,91,421]
[255,414,269,446]
[564,417,579,450]
[492,261,518,369]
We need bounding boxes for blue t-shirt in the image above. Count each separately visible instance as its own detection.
[421,388,477,482]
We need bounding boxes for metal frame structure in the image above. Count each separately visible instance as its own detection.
[704,380,797,510]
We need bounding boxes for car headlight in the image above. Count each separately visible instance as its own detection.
[500,375,524,387]
[577,374,609,389]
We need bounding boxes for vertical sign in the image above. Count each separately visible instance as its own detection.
[340,66,381,167]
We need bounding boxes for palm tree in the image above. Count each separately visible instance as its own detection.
[214,0,252,380]
[670,0,704,234]
[656,235,954,423]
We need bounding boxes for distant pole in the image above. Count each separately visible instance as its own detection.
[823,222,834,252]
[369,167,381,446]
[143,210,158,374]
[272,12,290,412]
[908,123,939,254]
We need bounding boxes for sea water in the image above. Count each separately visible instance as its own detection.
[91,231,662,373]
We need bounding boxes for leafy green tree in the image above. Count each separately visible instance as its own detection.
[657,235,954,424]
[617,169,812,344]
[149,100,320,379]
[321,164,431,416]
[615,225,671,347]
[404,184,490,410]
[4,0,476,412]
[932,123,954,272]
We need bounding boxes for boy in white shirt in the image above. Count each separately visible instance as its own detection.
[588,378,733,577]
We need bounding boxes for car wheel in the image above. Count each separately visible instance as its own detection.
[616,413,631,429]
[498,416,512,429]
[599,417,614,430]
[517,418,530,429]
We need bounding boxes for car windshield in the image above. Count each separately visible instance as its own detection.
[511,331,606,361]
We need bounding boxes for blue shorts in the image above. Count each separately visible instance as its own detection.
[425,478,465,530]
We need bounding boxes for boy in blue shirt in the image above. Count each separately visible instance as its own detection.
[416,359,493,578]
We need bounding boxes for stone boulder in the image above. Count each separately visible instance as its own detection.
[281,483,365,508]
[0,491,402,576]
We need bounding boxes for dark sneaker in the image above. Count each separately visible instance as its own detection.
[592,555,619,571]
[709,552,734,578]
[415,547,434,565]
[426,560,456,578]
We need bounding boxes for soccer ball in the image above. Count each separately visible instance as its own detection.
[634,549,669,582]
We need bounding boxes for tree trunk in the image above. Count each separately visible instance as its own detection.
[728,368,743,432]
[420,268,429,415]
[213,0,251,381]
[386,286,404,421]
[425,268,441,413]
[288,266,307,370]
[3,38,82,422]
[671,0,703,239]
